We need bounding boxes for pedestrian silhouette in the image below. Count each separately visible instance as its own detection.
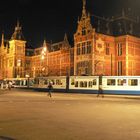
[0,82,4,90]
[47,82,53,97]
[8,81,12,90]
[97,85,104,98]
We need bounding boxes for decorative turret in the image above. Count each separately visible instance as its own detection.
[64,33,69,43]
[63,33,70,48]
[75,0,93,37]
[11,20,25,40]
[82,0,87,19]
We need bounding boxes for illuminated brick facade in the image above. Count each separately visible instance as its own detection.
[0,23,73,79]
[0,0,140,80]
[74,0,140,76]
[30,35,73,77]
[0,22,26,79]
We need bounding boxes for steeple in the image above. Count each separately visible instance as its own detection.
[82,0,87,18]
[11,20,25,40]
[75,0,92,36]
[15,20,21,32]
[64,33,68,43]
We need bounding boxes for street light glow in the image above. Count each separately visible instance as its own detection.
[41,55,45,60]
[43,47,47,52]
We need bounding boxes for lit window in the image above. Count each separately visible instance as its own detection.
[77,44,81,55]
[107,79,116,86]
[106,47,110,55]
[82,42,86,54]
[83,81,87,87]
[75,81,78,87]
[118,61,122,76]
[17,59,21,67]
[117,79,127,86]
[87,41,91,53]
[71,78,75,85]
[128,79,138,86]
[80,81,84,87]
[88,81,92,88]
[118,43,122,56]
[93,79,97,85]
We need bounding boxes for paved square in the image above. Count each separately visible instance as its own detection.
[0,89,140,140]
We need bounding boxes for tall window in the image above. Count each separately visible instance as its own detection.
[87,41,91,54]
[17,59,21,67]
[118,61,122,76]
[118,43,122,56]
[9,59,13,67]
[77,41,92,55]
[82,42,86,54]
[82,27,86,36]
[77,61,89,75]
[77,44,80,55]
[106,47,110,55]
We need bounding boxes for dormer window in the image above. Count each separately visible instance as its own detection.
[82,27,86,36]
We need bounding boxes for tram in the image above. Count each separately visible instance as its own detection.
[34,76,66,92]
[101,76,140,94]
[34,76,140,95]
[4,78,34,88]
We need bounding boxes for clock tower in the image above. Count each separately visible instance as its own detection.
[8,21,26,78]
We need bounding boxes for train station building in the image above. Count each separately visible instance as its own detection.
[0,22,74,79]
[0,0,140,79]
[74,0,140,76]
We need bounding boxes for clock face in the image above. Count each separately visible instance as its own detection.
[96,38,104,53]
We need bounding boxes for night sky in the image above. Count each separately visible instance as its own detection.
[0,0,140,47]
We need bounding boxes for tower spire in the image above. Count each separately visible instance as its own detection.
[17,20,20,28]
[82,0,87,18]
[11,21,25,40]
[64,33,68,42]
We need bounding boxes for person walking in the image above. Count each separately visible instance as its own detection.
[47,82,53,97]
[8,81,12,90]
[0,82,3,90]
[97,85,104,98]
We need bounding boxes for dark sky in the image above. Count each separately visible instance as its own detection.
[0,0,140,47]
